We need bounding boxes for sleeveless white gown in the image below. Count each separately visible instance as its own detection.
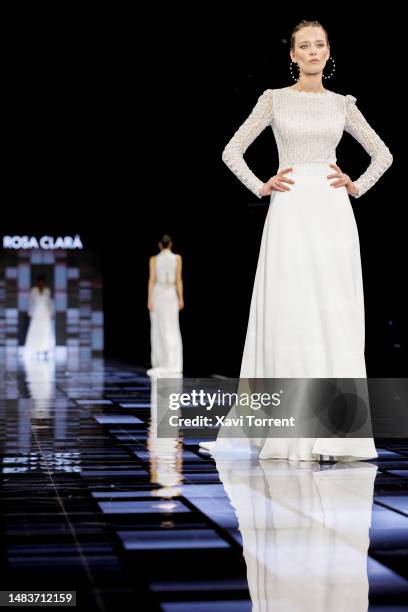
[205,87,393,461]
[24,287,54,355]
[149,249,183,374]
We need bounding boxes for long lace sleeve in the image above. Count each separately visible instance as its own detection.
[344,94,393,198]
[222,89,274,198]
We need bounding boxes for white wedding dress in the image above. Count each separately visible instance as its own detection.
[149,249,183,374]
[24,287,54,355]
[205,86,393,461]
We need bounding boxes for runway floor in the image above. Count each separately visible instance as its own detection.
[0,356,407,611]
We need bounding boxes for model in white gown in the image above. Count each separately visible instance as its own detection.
[201,86,392,461]
[148,242,183,374]
[25,284,54,356]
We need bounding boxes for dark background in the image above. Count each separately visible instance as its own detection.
[3,7,405,376]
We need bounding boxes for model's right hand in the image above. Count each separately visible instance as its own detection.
[148,301,154,311]
[259,167,295,196]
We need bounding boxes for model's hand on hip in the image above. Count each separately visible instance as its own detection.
[327,163,359,196]
[259,167,295,196]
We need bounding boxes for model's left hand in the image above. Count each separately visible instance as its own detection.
[327,163,359,196]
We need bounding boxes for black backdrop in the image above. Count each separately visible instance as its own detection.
[3,7,406,376]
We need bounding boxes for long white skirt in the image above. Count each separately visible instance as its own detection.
[149,283,183,373]
[214,162,377,461]
[25,307,54,354]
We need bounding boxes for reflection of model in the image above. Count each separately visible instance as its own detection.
[147,234,183,374]
[201,20,393,461]
[215,456,378,611]
[25,275,54,356]
[147,375,183,494]
[23,354,54,418]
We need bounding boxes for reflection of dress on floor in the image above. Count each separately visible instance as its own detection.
[212,87,393,460]
[215,456,379,611]
[150,250,183,373]
[25,287,54,354]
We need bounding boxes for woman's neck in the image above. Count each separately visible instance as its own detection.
[292,76,325,93]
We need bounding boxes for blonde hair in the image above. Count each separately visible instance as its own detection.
[290,20,329,51]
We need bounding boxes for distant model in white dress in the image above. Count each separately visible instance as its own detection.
[24,275,54,357]
[200,21,393,461]
[147,234,183,375]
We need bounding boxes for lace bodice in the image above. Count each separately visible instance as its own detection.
[155,250,178,284]
[221,86,393,198]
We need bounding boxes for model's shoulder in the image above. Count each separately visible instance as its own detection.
[260,88,281,97]
[340,92,357,104]
[345,93,357,104]
[254,89,274,103]
[254,88,279,110]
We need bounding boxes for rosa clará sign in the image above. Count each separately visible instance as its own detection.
[2,235,84,250]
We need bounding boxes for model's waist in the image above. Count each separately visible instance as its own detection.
[155,281,176,286]
[278,160,337,175]
[278,160,336,168]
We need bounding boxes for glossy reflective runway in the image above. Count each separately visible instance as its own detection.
[1,355,407,611]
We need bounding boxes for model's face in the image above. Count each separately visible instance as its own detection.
[290,27,330,76]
